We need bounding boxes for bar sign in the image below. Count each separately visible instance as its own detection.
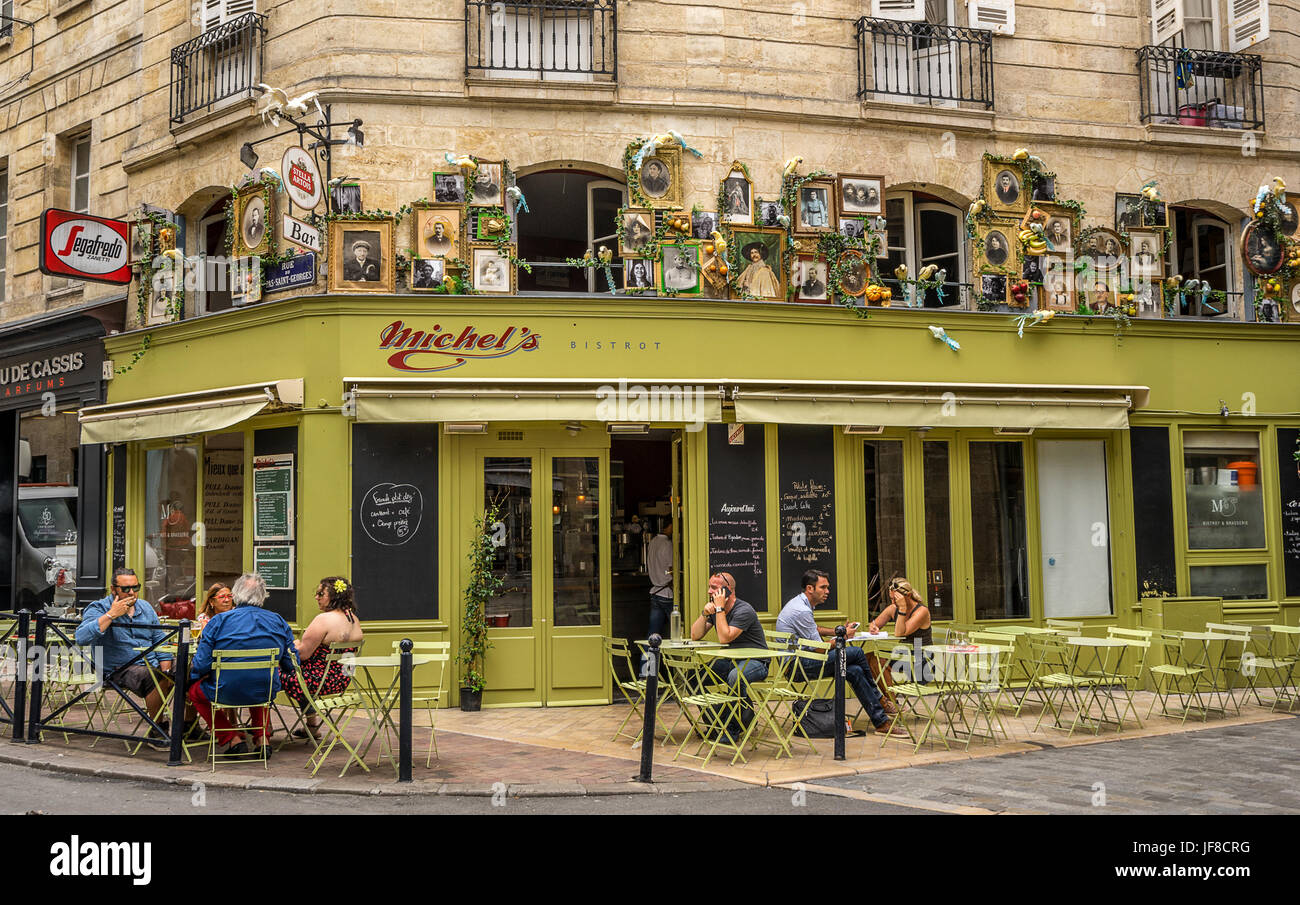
[282,214,321,252]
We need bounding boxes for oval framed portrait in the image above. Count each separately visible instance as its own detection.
[835,248,868,298]
[1278,201,1299,237]
[639,156,671,199]
[1291,282,1300,316]
[1242,222,1284,276]
[984,229,1010,268]
[240,194,267,254]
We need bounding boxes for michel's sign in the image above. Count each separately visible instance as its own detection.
[39,209,132,285]
[378,319,541,373]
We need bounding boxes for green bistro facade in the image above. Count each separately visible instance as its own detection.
[84,296,1300,706]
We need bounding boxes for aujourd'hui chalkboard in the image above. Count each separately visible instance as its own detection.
[707,423,768,611]
[1277,429,1300,599]
[1130,426,1177,600]
[778,425,836,608]
[352,423,438,620]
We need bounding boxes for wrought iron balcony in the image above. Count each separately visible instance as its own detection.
[465,0,616,81]
[1138,45,1264,130]
[170,12,268,126]
[855,17,994,109]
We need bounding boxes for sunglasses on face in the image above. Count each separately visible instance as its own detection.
[116,584,140,593]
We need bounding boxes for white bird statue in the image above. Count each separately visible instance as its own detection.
[505,185,530,215]
[284,90,324,120]
[256,84,289,126]
[928,325,960,352]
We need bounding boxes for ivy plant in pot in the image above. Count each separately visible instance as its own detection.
[457,501,502,711]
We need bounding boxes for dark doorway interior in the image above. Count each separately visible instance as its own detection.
[516,170,625,292]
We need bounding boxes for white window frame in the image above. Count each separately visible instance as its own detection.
[885,192,967,306]
[872,0,959,107]
[71,135,90,214]
[586,179,626,292]
[1189,214,1234,316]
[1182,0,1221,49]
[486,5,595,82]
[202,0,257,32]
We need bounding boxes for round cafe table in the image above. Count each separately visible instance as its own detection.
[339,653,439,774]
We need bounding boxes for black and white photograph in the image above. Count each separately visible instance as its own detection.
[1114,192,1141,231]
[130,221,153,263]
[620,209,654,257]
[411,258,446,290]
[835,249,868,297]
[659,244,699,293]
[1044,215,1071,250]
[625,258,656,290]
[1031,175,1056,202]
[1279,201,1299,236]
[980,273,1007,304]
[238,191,268,255]
[330,181,362,215]
[433,172,465,204]
[839,175,883,215]
[231,256,262,307]
[473,246,512,293]
[984,229,1011,267]
[342,230,382,282]
[990,167,1022,210]
[692,210,718,239]
[1085,229,1125,272]
[471,162,502,206]
[723,170,752,224]
[415,207,460,258]
[1291,282,1300,317]
[1022,255,1045,284]
[1130,230,1163,278]
[797,181,833,232]
[758,200,783,227]
[839,218,866,239]
[1143,201,1168,227]
[1242,222,1283,275]
[639,157,671,199]
[795,258,828,301]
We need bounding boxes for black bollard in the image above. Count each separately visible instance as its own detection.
[635,634,661,783]
[833,625,846,761]
[12,609,29,741]
[27,611,47,743]
[398,638,413,783]
[168,620,191,767]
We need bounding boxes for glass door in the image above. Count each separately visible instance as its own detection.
[546,454,608,703]
[482,455,543,705]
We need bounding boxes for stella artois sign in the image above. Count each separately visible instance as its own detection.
[281,146,323,210]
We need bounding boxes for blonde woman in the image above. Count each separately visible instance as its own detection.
[867,577,934,695]
[194,582,233,632]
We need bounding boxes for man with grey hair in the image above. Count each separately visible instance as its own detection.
[188,572,297,758]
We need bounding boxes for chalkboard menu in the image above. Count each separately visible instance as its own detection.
[253,427,297,621]
[1277,429,1300,599]
[253,454,294,541]
[352,423,438,620]
[778,425,836,608]
[111,445,127,573]
[1130,426,1178,600]
[706,423,768,611]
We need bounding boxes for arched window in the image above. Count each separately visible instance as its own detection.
[882,190,966,307]
[515,169,626,293]
[1171,206,1236,318]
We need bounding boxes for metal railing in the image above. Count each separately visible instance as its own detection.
[1138,45,1264,130]
[466,0,616,80]
[170,12,268,126]
[856,17,994,109]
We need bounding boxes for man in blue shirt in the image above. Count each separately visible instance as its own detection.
[75,568,176,736]
[189,572,298,757]
[775,569,905,737]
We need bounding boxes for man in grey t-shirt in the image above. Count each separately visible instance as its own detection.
[775,569,902,735]
[690,571,768,740]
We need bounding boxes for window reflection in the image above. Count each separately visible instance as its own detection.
[485,457,532,628]
[553,457,599,627]
[969,442,1029,620]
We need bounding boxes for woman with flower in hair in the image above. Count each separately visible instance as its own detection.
[279,576,364,739]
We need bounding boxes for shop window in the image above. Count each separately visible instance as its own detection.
[17,409,82,609]
[0,167,7,303]
[1189,563,1268,599]
[201,433,244,591]
[882,193,965,308]
[1171,208,1236,317]
[145,445,198,604]
[969,441,1029,620]
[1183,430,1264,549]
[922,440,954,621]
[553,457,599,627]
[1037,440,1113,617]
[864,440,907,614]
[516,171,626,293]
[486,457,533,628]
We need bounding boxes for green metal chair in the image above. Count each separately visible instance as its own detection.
[1234,625,1299,711]
[659,648,749,767]
[1044,618,1084,638]
[1029,635,1105,736]
[275,638,365,747]
[286,650,371,778]
[1105,628,1152,730]
[870,638,948,754]
[1205,623,1251,715]
[1147,631,1208,724]
[391,640,450,766]
[206,648,280,771]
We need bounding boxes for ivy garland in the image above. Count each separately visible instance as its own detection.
[114,333,152,376]
[133,210,185,328]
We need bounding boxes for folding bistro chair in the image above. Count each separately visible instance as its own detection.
[1044,618,1084,638]
[1030,635,1105,736]
[1205,623,1251,715]
[206,648,281,771]
[1105,628,1152,730]
[275,638,365,746]
[763,643,836,754]
[659,649,749,767]
[871,639,948,754]
[1147,631,1208,724]
[286,651,370,778]
[391,640,450,766]
[1236,625,1299,711]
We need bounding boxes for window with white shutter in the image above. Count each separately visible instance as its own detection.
[968,0,1014,34]
[873,0,927,22]
[203,0,258,31]
[1227,0,1268,51]
[1150,0,1185,45]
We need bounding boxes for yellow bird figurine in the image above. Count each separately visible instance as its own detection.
[894,264,908,282]
[710,230,728,258]
[969,199,986,217]
[1012,148,1030,160]
[782,157,803,180]
[582,249,593,263]
[598,246,613,265]
[1272,176,1287,198]
[444,153,478,173]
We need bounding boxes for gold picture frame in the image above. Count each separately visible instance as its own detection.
[411,203,462,260]
[984,158,1028,216]
[469,161,504,208]
[470,244,515,294]
[235,183,274,257]
[730,226,787,301]
[620,208,655,257]
[638,146,682,210]
[328,218,395,293]
[794,178,837,235]
[974,220,1020,276]
[838,174,884,217]
[721,162,754,226]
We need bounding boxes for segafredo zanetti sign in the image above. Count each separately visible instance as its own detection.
[39,208,132,285]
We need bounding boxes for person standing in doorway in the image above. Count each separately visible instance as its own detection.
[646,519,674,640]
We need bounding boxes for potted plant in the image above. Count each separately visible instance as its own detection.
[457,501,502,711]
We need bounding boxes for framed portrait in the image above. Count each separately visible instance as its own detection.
[730,227,787,301]
[330,181,362,215]
[620,209,655,257]
[130,221,154,266]
[1030,174,1056,203]
[410,257,447,291]
[1134,280,1163,318]
[757,199,784,228]
[1143,200,1168,228]
[833,249,869,300]
[795,178,836,235]
[1290,282,1300,319]
[721,164,753,226]
[692,210,719,240]
[412,204,462,259]
[984,159,1027,215]
[1242,222,1284,276]
[329,218,395,293]
[1114,193,1142,231]
[1038,205,1073,251]
[1082,228,1126,274]
[1278,201,1299,237]
[1129,230,1164,279]
[235,185,273,257]
[624,258,657,292]
[979,273,1008,305]
[471,245,515,294]
[147,257,180,324]
[839,218,867,240]
[432,171,466,204]
[473,209,510,242]
[1041,255,1073,311]
[658,242,701,295]
[1022,254,1046,284]
[638,146,682,210]
[976,223,1018,274]
[794,257,829,303]
[839,174,883,216]
[470,162,503,207]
